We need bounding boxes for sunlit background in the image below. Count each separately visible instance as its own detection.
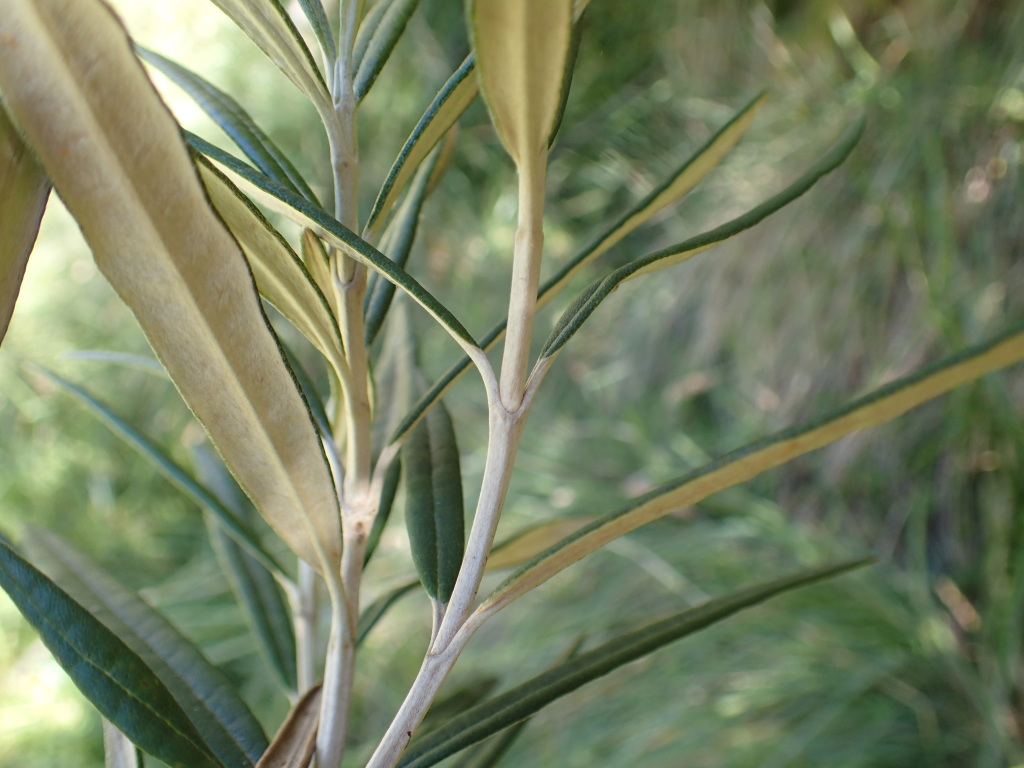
[2,0,1023,766]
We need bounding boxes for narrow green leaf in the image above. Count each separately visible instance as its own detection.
[365,55,478,233]
[388,93,769,443]
[188,133,479,353]
[33,367,288,577]
[296,0,336,63]
[484,320,1024,614]
[195,443,298,694]
[449,717,528,768]
[420,677,500,734]
[0,0,341,574]
[450,638,583,768]
[207,515,298,694]
[354,0,421,102]
[400,559,872,768]
[0,538,221,768]
[356,579,418,646]
[537,91,767,304]
[0,102,50,347]
[207,0,332,116]
[364,148,440,346]
[138,47,320,204]
[403,400,465,603]
[541,116,865,359]
[24,528,269,768]
[468,0,574,163]
[365,456,402,567]
[194,154,348,383]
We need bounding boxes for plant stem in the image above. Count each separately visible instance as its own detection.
[499,149,548,409]
[363,633,472,768]
[294,559,319,694]
[433,402,525,650]
[317,1,370,764]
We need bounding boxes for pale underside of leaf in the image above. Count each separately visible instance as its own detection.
[0,0,340,573]
[189,135,479,355]
[470,0,574,163]
[365,55,478,234]
[138,46,319,205]
[196,157,349,384]
[539,117,865,359]
[481,322,1024,616]
[536,91,767,307]
[485,519,591,572]
[402,559,870,768]
[256,684,322,768]
[0,103,50,347]
[25,527,269,768]
[354,0,421,102]
[301,228,338,318]
[207,0,332,118]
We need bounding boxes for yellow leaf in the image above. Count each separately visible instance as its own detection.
[0,0,341,572]
[469,0,574,165]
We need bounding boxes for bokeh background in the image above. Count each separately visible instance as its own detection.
[2,0,1023,766]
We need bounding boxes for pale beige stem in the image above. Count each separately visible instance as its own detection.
[498,149,548,409]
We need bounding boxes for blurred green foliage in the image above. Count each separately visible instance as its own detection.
[2,0,1023,766]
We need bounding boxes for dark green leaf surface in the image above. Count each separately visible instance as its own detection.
[357,579,418,646]
[34,367,287,576]
[541,117,865,358]
[138,47,319,204]
[365,457,402,567]
[196,443,298,693]
[451,638,583,768]
[399,559,872,768]
[354,0,421,102]
[402,401,465,602]
[364,149,439,346]
[24,528,269,768]
[0,538,221,768]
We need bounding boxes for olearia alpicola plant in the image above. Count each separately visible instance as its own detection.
[1,0,1023,767]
